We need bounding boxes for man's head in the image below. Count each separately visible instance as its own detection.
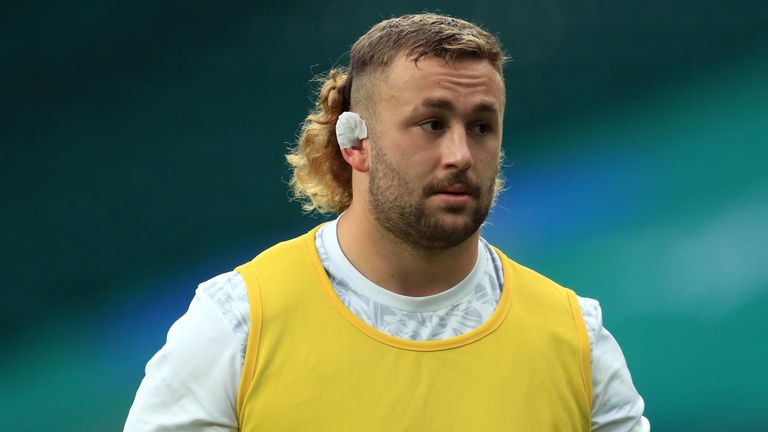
[287,13,507,248]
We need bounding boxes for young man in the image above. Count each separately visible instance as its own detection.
[126,13,649,431]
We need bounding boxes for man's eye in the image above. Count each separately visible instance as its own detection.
[420,120,445,133]
[470,123,492,135]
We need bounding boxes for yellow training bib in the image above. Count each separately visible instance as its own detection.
[235,226,591,431]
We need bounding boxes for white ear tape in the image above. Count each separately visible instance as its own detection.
[335,111,368,149]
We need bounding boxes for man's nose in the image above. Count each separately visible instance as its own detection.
[441,126,473,170]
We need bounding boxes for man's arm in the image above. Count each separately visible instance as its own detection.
[124,274,244,432]
[579,297,650,431]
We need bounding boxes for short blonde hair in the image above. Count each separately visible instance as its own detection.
[286,13,507,214]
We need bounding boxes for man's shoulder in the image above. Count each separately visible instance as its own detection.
[490,245,574,294]
[232,224,329,296]
[237,225,324,269]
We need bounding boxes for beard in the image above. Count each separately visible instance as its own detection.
[368,145,497,250]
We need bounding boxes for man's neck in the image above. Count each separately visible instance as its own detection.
[336,208,480,297]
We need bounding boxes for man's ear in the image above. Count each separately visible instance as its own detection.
[341,139,370,173]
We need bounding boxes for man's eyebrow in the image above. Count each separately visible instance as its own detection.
[417,98,499,114]
[420,98,455,111]
[472,102,499,115]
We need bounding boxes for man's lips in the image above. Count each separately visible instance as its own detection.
[433,189,473,206]
[432,183,482,198]
[430,184,478,207]
[439,184,469,194]
[425,174,481,198]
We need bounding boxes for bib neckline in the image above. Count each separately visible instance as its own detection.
[304,224,514,352]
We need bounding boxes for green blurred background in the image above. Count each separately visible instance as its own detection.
[3,1,767,430]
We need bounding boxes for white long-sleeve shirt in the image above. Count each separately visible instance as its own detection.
[126,221,650,431]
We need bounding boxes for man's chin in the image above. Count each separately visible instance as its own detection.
[417,214,482,249]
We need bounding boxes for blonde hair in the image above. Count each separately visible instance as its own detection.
[286,13,508,214]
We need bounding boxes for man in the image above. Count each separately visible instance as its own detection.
[126,13,649,431]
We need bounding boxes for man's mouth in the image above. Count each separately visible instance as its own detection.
[438,184,470,195]
[425,174,481,199]
[431,183,477,207]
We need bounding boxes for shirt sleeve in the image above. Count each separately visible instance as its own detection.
[578,296,651,432]
[124,272,247,432]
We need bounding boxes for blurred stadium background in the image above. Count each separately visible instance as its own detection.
[3,1,768,430]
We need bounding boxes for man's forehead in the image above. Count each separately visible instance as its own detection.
[379,55,506,110]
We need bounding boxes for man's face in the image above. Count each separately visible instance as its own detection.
[366,54,505,250]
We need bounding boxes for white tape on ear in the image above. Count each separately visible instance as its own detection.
[336,111,368,149]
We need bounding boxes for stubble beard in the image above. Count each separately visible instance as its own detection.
[368,145,497,251]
